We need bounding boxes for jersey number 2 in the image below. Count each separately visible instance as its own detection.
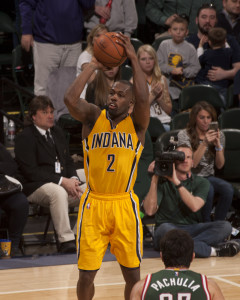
[107,154,115,172]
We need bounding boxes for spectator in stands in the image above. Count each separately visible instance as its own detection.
[19,0,95,95]
[157,16,200,114]
[130,229,225,300]
[136,44,172,131]
[196,27,233,106]
[177,101,233,222]
[76,24,109,98]
[84,0,138,38]
[0,143,29,257]
[217,0,240,44]
[85,65,121,109]
[15,96,83,254]
[186,3,240,91]
[145,0,222,41]
[143,144,239,258]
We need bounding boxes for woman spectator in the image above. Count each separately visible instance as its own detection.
[76,24,108,98]
[177,101,233,222]
[136,44,172,131]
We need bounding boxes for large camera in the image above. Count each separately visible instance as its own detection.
[154,136,185,176]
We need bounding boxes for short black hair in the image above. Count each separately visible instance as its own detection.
[197,3,216,17]
[160,229,194,268]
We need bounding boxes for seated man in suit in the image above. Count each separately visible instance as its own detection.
[15,95,82,254]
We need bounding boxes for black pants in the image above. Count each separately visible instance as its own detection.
[0,192,29,248]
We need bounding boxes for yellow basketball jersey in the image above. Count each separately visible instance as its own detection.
[82,109,143,194]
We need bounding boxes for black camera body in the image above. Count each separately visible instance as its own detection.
[154,151,185,176]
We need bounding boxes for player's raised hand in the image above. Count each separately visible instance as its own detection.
[90,55,106,70]
[115,33,136,60]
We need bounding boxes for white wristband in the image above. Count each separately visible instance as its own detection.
[215,145,223,151]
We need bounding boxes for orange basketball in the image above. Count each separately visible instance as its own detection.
[93,32,127,68]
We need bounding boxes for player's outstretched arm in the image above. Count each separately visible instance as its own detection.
[64,59,102,125]
[208,278,225,300]
[116,34,150,144]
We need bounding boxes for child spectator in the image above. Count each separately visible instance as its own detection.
[196,27,232,107]
[157,16,200,115]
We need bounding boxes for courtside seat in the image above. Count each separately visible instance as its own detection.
[218,108,240,130]
[170,111,190,130]
[178,85,225,114]
[215,129,240,199]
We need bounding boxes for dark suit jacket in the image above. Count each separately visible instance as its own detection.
[217,11,240,45]
[14,125,78,196]
[0,143,18,176]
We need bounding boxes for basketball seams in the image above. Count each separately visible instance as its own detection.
[94,38,125,60]
[94,40,121,61]
[93,32,127,67]
[104,34,125,58]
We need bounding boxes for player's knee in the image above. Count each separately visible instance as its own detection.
[121,265,140,285]
[78,270,96,287]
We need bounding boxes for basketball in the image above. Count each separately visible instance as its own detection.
[93,32,127,68]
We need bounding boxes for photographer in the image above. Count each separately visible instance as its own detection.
[143,144,239,258]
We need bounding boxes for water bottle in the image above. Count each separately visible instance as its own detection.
[8,120,15,141]
[100,0,112,24]
[3,116,8,137]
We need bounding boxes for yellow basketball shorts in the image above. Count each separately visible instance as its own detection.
[76,190,143,270]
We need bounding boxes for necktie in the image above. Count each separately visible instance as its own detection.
[46,131,54,147]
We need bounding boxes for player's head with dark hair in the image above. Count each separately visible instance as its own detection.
[107,80,135,117]
[196,3,217,35]
[208,27,226,48]
[160,229,194,268]
[197,3,217,17]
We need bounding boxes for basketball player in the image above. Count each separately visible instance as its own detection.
[130,229,225,300]
[64,33,150,300]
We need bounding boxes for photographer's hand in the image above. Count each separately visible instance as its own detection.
[143,162,159,216]
[165,164,180,186]
[167,164,205,212]
[148,161,156,174]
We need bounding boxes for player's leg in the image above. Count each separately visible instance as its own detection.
[76,192,110,299]
[110,192,142,299]
[77,270,98,300]
[120,265,140,300]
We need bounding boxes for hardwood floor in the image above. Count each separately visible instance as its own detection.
[0,253,240,299]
